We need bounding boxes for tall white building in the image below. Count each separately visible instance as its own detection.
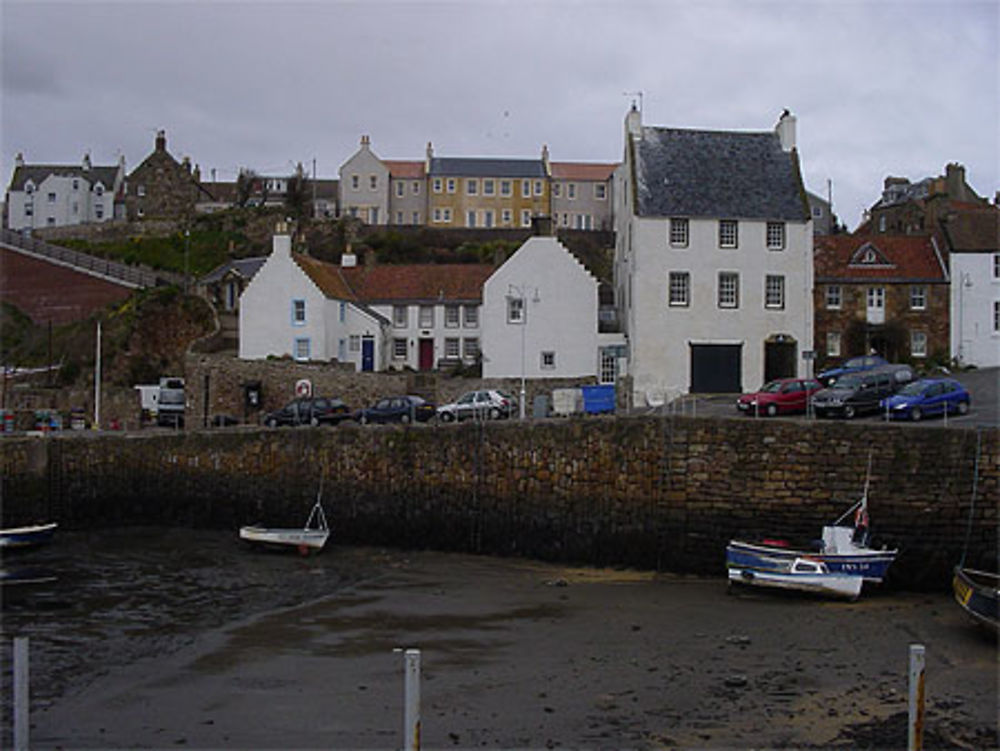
[614,107,814,405]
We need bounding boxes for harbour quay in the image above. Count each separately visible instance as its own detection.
[2,416,995,589]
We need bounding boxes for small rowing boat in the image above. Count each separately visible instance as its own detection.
[0,522,58,550]
[239,485,329,555]
[952,566,999,631]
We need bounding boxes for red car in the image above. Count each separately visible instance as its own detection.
[736,377,823,417]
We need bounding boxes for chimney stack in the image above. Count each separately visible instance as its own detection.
[531,215,554,236]
[14,153,24,169]
[625,102,641,139]
[155,130,166,153]
[273,221,292,256]
[82,153,91,171]
[775,109,796,152]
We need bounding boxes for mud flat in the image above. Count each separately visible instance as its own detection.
[16,542,998,750]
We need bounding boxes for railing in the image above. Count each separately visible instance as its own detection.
[0,228,185,289]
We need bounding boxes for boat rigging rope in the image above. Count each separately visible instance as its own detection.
[958,427,982,569]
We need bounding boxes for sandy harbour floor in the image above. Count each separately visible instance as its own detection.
[17,546,1000,750]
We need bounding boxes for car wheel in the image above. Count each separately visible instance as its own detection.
[910,407,922,422]
[489,407,502,420]
[310,416,320,427]
[440,412,455,423]
[360,414,369,425]
[843,406,856,419]
[766,403,778,417]
[957,401,969,415]
[401,414,411,424]
[266,418,277,428]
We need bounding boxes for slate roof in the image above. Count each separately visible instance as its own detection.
[633,127,808,221]
[429,157,546,178]
[550,162,617,181]
[199,256,267,285]
[9,164,121,191]
[939,202,999,253]
[814,235,948,282]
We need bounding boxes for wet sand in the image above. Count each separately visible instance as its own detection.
[22,546,998,750]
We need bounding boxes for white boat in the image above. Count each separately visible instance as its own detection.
[728,557,864,600]
[239,501,329,555]
[0,522,58,550]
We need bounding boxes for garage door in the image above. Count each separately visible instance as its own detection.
[690,344,742,393]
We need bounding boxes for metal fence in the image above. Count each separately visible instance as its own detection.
[0,228,184,289]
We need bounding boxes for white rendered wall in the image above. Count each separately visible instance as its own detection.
[626,215,813,401]
[951,252,1000,368]
[482,236,599,379]
[239,234,329,360]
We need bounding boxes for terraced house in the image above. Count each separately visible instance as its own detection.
[337,137,613,231]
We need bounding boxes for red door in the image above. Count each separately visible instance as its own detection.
[418,339,434,371]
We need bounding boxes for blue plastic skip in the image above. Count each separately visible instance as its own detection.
[581,384,615,414]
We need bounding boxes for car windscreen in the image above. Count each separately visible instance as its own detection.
[897,381,927,397]
[759,381,783,393]
[833,374,863,389]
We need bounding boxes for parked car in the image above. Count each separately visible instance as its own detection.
[356,395,437,425]
[262,397,352,427]
[736,377,824,417]
[816,355,889,386]
[811,364,914,419]
[437,390,517,422]
[880,378,971,421]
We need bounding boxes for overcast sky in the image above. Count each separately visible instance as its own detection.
[2,0,996,229]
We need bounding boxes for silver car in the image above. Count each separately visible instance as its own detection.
[437,390,517,422]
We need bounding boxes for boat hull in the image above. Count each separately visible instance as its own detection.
[728,566,863,599]
[0,522,58,550]
[239,526,329,553]
[952,566,999,631]
[726,540,896,583]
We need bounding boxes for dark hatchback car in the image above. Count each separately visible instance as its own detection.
[811,364,914,419]
[356,395,437,425]
[816,354,889,386]
[262,397,352,427]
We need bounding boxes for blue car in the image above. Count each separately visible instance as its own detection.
[880,378,971,421]
[355,395,437,425]
[817,354,889,386]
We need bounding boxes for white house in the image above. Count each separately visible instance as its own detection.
[942,206,1000,368]
[352,262,493,371]
[239,226,388,370]
[239,225,493,372]
[614,107,814,404]
[482,236,625,384]
[5,152,125,231]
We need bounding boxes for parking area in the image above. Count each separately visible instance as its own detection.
[653,367,998,429]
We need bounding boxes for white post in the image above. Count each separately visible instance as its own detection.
[908,643,925,751]
[94,320,101,430]
[402,648,421,750]
[14,637,29,751]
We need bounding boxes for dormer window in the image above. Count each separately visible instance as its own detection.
[864,248,876,263]
[95,184,104,196]
[25,182,34,194]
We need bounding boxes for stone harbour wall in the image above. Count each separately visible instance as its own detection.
[2,417,996,589]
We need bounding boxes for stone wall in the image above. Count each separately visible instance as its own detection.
[2,417,995,589]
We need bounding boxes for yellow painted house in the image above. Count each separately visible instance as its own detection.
[425,142,551,229]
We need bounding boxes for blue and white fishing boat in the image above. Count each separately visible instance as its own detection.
[728,557,863,600]
[0,522,58,550]
[726,460,897,595]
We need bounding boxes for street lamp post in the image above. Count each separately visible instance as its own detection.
[184,228,191,293]
[508,283,539,420]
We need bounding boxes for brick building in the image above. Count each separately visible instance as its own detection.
[814,234,950,368]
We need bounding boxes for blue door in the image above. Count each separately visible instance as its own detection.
[362,337,374,372]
